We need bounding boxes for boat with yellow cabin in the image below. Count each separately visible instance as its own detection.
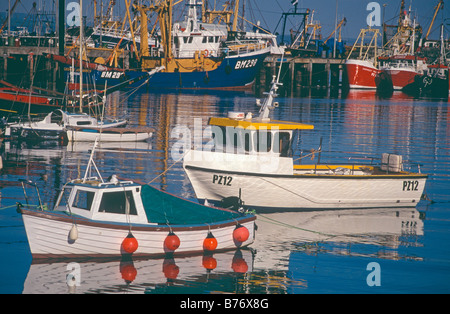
[182,71,429,212]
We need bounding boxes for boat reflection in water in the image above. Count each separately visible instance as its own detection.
[23,250,253,294]
[22,206,424,294]
[253,207,424,270]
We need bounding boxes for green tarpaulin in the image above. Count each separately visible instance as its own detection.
[140,185,245,225]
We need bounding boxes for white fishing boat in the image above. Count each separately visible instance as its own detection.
[5,109,127,141]
[17,142,256,259]
[182,67,428,212]
[65,125,154,142]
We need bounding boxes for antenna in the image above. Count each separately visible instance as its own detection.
[258,53,284,121]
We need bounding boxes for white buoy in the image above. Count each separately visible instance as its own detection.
[69,224,78,242]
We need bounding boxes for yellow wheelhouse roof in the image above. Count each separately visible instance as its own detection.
[208,117,315,130]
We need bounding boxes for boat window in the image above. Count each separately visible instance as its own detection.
[72,190,95,211]
[188,37,193,43]
[244,132,251,152]
[76,121,92,126]
[202,37,207,43]
[212,126,226,148]
[50,112,62,124]
[254,131,272,152]
[183,37,188,44]
[278,132,292,157]
[208,36,214,43]
[99,191,137,215]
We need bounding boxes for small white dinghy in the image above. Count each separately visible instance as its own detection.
[65,126,154,142]
[17,141,256,259]
[5,109,127,141]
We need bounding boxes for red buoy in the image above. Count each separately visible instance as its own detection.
[121,232,139,254]
[233,225,250,243]
[203,232,218,251]
[202,255,217,270]
[164,232,181,251]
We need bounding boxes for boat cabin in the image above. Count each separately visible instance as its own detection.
[209,112,314,157]
[172,0,227,59]
[53,175,150,225]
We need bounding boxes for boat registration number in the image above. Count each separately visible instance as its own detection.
[235,59,258,70]
[403,180,419,191]
[100,71,124,79]
[212,174,233,186]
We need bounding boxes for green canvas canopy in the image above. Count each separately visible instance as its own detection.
[140,185,245,225]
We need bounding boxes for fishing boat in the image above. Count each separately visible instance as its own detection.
[182,68,428,212]
[17,142,256,259]
[402,23,449,99]
[377,55,428,90]
[93,0,270,90]
[4,109,127,141]
[402,63,449,99]
[65,125,154,142]
[344,28,381,89]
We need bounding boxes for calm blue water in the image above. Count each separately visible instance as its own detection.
[0,88,449,294]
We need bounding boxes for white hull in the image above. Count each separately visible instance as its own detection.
[183,151,427,211]
[21,209,255,258]
[66,129,152,142]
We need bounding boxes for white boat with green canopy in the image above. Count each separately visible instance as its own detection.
[18,142,256,259]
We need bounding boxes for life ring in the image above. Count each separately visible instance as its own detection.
[204,50,209,57]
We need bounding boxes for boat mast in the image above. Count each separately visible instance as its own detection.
[79,0,83,112]
[134,0,174,71]
[232,0,240,32]
[257,54,284,121]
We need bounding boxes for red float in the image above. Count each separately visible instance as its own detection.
[121,232,139,254]
[164,232,181,251]
[203,232,218,251]
[233,225,250,243]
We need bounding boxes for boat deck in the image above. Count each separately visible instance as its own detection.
[293,164,427,177]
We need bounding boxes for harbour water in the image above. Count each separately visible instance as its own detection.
[0,87,449,294]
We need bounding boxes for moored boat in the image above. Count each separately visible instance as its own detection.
[377,55,428,90]
[402,63,449,99]
[4,109,127,141]
[93,0,270,90]
[183,71,429,212]
[345,59,379,89]
[18,143,256,259]
[344,27,381,89]
[65,125,154,142]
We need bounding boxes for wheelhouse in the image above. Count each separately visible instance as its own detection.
[209,112,314,157]
[53,176,150,224]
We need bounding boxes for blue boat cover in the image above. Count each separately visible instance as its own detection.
[140,185,246,225]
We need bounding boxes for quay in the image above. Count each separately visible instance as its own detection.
[261,55,345,92]
[0,38,345,92]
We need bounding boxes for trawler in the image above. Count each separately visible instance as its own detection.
[92,0,270,90]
